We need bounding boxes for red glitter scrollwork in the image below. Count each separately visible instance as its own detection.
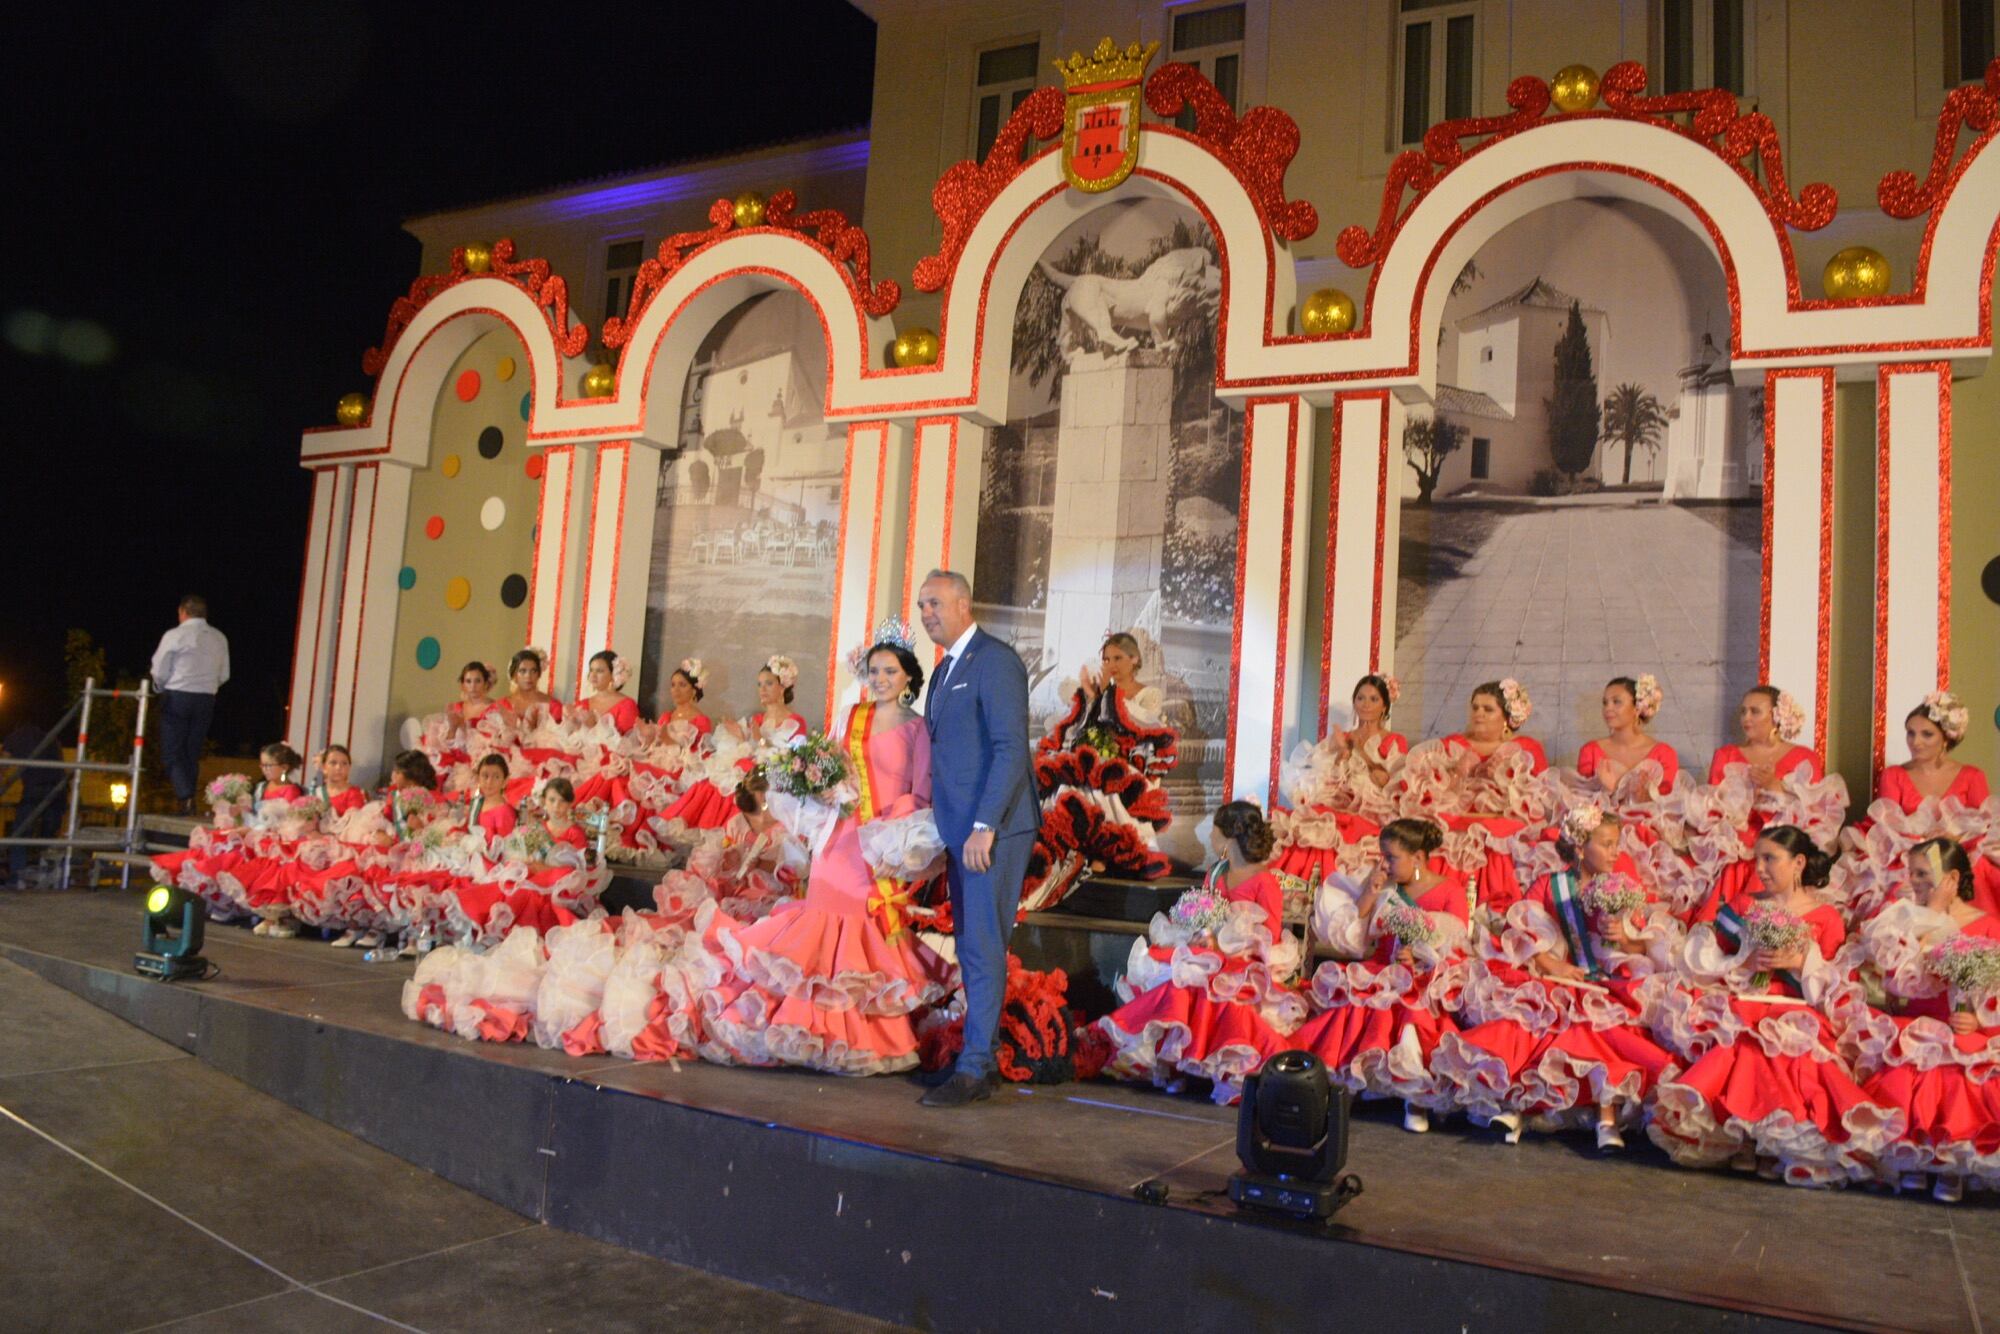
[913,85,1066,293]
[601,199,739,352]
[1143,62,1318,242]
[362,238,589,377]
[1879,58,2000,220]
[761,191,901,316]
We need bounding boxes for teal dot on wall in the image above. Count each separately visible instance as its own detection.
[415,637,441,670]
[519,391,531,422]
[398,566,416,590]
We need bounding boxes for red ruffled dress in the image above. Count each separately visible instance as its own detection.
[269,785,369,926]
[656,712,802,845]
[1410,734,1551,914]
[1023,683,1179,913]
[1645,902,1901,1186]
[1840,764,1998,921]
[1433,870,1678,1129]
[1290,869,1471,1112]
[698,704,955,1075]
[1270,731,1411,892]
[1686,745,1829,919]
[151,782,307,917]
[1094,867,1307,1103]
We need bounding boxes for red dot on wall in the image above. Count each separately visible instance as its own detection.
[455,370,481,402]
[525,455,546,480]
[424,515,445,540]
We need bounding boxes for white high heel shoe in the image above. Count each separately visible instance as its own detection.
[1402,1105,1431,1134]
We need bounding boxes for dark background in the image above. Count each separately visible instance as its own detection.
[1,1,875,751]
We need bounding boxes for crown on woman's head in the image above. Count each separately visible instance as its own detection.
[845,616,917,678]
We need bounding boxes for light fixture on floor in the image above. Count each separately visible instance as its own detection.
[1228,1050,1362,1221]
[136,884,208,981]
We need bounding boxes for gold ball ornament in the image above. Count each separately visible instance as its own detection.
[335,392,369,426]
[1550,64,1601,114]
[892,327,940,367]
[462,243,493,274]
[1822,246,1891,300]
[580,363,617,398]
[1299,288,1357,335]
[731,192,767,229]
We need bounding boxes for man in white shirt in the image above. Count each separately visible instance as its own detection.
[151,594,230,814]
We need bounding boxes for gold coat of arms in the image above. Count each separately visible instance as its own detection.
[1055,38,1158,194]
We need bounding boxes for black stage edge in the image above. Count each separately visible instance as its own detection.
[6,894,1990,1333]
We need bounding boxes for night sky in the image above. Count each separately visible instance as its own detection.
[2,1,875,750]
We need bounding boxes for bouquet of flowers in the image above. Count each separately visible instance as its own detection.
[499,820,554,865]
[390,787,435,839]
[1167,885,1231,937]
[206,773,253,810]
[1376,899,1441,950]
[1926,935,2000,1014]
[1080,722,1123,757]
[1741,903,1812,987]
[764,731,853,807]
[1580,874,1647,924]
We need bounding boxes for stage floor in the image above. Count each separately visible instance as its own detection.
[3,889,1995,1333]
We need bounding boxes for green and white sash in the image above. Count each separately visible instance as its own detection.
[1546,870,1604,979]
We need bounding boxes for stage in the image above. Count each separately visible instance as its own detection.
[0,890,1989,1331]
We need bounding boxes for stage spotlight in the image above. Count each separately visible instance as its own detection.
[136,884,209,982]
[1228,1050,1362,1221]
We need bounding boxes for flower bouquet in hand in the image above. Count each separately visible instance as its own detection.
[1167,885,1231,939]
[1376,899,1441,952]
[206,774,254,827]
[1927,935,2000,1016]
[762,731,858,854]
[1741,903,1812,989]
[1580,875,1647,927]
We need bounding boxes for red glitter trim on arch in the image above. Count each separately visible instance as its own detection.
[1143,63,1317,243]
[363,240,587,378]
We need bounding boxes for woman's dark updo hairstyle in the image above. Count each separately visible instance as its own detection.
[1381,817,1445,857]
[867,642,925,698]
[541,776,575,805]
[260,742,302,771]
[1470,681,1511,728]
[760,665,796,705]
[733,768,771,815]
[320,743,351,764]
[391,749,438,791]
[1912,837,1977,901]
[1757,824,1832,888]
[508,649,545,680]
[476,752,510,779]
[671,667,705,701]
[1212,800,1274,862]
[1905,704,1963,750]
[459,661,493,685]
[1354,673,1394,716]
[1746,683,1781,710]
[1606,675,1638,701]
[589,650,619,681]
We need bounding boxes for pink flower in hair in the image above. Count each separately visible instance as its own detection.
[765,655,800,689]
[1632,673,1664,721]
[1772,690,1805,742]
[678,657,705,688]
[1497,678,1532,729]
[1923,691,1970,744]
[610,654,632,689]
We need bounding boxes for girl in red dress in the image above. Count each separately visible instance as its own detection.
[1840,693,1996,920]
[1576,674,1679,805]
[237,743,313,936]
[569,650,645,842]
[657,655,804,846]
[285,743,374,946]
[1646,825,1899,1187]
[1270,674,1410,899]
[1096,801,1305,1104]
[354,749,445,954]
[1838,838,2000,1201]
[1435,805,1678,1151]
[420,662,505,795]
[1292,818,1471,1132]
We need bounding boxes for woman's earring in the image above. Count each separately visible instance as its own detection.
[901,688,916,705]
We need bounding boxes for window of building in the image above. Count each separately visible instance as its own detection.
[1397,1,1477,146]
[1947,0,1998,84]
[602,237,644,331]
[1479,345,1494,363]
[1470,436,1491,480]
[1168,3,1247,130]
[1656,0,1751,96]
[974,40,1040,160]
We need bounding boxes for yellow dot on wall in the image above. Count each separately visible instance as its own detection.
[496,356,516,382]
[444,576,471,610]
[442,453,461,478]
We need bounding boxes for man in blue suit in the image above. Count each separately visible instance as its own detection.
[915,569,1037,1107]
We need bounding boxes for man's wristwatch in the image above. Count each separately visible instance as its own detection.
[972,821,992,833]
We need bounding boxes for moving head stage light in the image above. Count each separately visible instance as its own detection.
[136,884,209,982]
[1229,1050,1362,1221]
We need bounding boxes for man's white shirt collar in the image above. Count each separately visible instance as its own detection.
[943,623,978,663]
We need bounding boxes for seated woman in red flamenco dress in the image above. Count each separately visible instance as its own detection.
[1576,673,1680,806]
[153,742,309,927]
[1269,673,1409,895]
[1839,693,1996,920]
[499,647,561,724]
[656,654,805,846]
[1095,801,1305,1104]
[1392,679,1549,914]
[566,650,646,843]
[415,662,508,795]
[1022,632,1180,913]
[1291,817,1471,1134]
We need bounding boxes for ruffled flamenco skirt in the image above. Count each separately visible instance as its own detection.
[1855,1014,2000,1185]
[1094,960,1301,1104]
[1288,959,1463,1112]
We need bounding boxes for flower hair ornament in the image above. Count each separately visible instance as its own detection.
[1772,689,1806,742]
[1497,678,1533,730]
[1632,673,1664,722]
[764,655,800,689]
[610,654,632,689]
[844,616,917,678]
[677,657,706,688]
[1922,690,1970,744]
[521,646,548,669]
[1561,802,1606,848]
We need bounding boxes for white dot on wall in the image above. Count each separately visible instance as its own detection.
[479,497,506,530]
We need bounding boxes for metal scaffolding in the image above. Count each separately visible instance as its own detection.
[0,678,151,888]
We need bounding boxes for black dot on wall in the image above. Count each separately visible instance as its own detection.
[1983,555,2000,607]
[500,574,528,608]
[478,426,504,459]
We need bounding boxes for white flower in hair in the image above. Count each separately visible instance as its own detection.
[1772,689,1806,742]
[765,655,800,689]
[610,654,632,689]
[1633,672,1664,721]
[1923,690,1970,744]
[522,645,548,666]
[1381,674,1401,705]
[1497,677,1532,728]
[1561,802,1606,847]
[678,657,706,687]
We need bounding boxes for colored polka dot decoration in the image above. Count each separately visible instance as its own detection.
[415,637,441,670]
[1983,555,2000,606]
[441,453,461,478]
[445,576,471,610]
[455,370,480,402]
[496,356,516,382]
[480,497,506,530]
[500,574,528,608]
[398,566,416,590]
[519,391,531,421]
[525,454,545,480]
[478,426,504,459]
[424,515,445,540]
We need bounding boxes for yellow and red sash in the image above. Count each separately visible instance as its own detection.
[846,702,914,939]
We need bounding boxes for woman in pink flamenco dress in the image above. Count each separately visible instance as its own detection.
[656,655,805,846]
[1434,805,1680,1151]
[698,636,954,1075]
[1645,825,1900,1187]
[1832,838,2000,1202]
[1393,679,1550,915]
[1838,693,1997,921]
[1270,673,1409,899]
[1292,818,1472,1134]
[1095,801,1305,1104]
[1574,674,1680,811]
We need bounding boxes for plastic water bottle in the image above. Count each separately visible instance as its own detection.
[362,945,400,963]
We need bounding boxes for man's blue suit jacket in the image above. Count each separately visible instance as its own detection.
[923,627,1037,848]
